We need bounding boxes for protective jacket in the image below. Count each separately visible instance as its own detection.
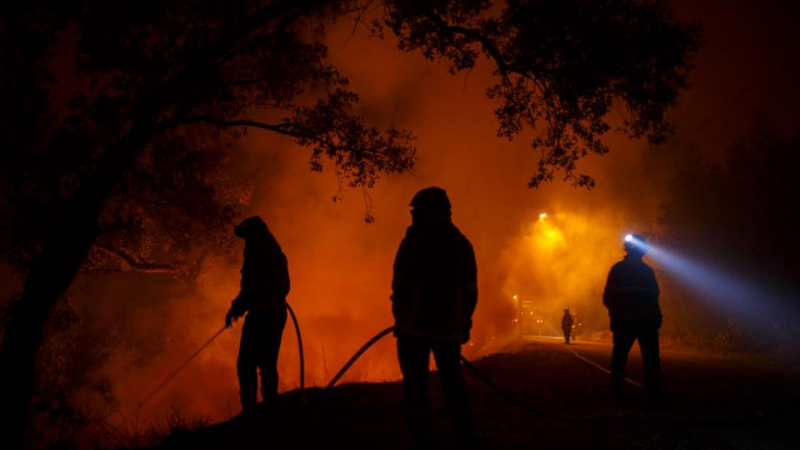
[391,220,477,342]
[603,255,661,329]
[230,237,290,318]
[561,312,574,331]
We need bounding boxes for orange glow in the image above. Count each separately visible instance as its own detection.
[81,15,668,430]
[501,205,656,338]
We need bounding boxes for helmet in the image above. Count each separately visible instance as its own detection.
[623,233,648,256]
[410,187,451,214]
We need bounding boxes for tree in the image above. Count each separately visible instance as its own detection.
[1,0,698,446]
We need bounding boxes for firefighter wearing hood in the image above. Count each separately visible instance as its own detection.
[225,216,290,411]
[391,187,479,445]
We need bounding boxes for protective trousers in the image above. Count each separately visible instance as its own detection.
[237,310,286,409]
[397,336,475,448]
[610,320,661,394]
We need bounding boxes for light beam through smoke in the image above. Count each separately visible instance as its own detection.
[626,235,793,331]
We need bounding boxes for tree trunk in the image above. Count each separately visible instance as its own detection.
[0,110,164,448]
[0,77,186,446]
[0,214,100,449]
[0,3,328,446]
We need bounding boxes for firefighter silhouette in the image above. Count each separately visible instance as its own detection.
[561,309,574,344]
[603,233,662,398]
[225,216,290,411]
[391,187,481,447]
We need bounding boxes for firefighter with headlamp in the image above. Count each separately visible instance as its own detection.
[603,233,663,399]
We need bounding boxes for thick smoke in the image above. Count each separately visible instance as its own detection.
[102,18,675,425]
[12,0,799,434]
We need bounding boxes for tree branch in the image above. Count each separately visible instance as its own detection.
[156,115,364,154]
[155,115,365,160]
[421,11,510,81]
[155,114,300,136]
[93,243,177,274]
[217,0,339,65]
[223,76,274,87]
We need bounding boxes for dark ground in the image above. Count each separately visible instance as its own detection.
[150,337,800,450]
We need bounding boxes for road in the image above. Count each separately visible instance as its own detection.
[543,335,800,419]
[459,335,800,449]
[154,334,800,450]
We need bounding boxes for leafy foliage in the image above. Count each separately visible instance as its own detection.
[0,2,698,444]
[0,0,698,278]
[382,0,700,187]
[1,0,419,279]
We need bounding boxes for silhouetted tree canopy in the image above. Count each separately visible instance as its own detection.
[1,0,699,275]
[0,0,699,446]
[383,0,699,187]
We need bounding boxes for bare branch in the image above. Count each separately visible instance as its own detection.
[156,115,362,155]
[155,114,299,136]
[342,0,376,47]
[94,243,177,274]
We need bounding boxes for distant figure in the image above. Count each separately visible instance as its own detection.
[391,187,480,448]
[225,216,290,412]
[561,309,574,344]
[603,234,662,398]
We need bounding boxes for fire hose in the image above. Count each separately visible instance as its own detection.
[323,326,581,421]
[136,326,227,412]
[324,326,762,425]
[324,327,394,390]
[136,303,305,412]
[138,317,760,425]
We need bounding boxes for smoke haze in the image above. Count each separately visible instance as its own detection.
[4,0,799,433]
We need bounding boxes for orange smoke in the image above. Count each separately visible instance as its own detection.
[77,15,674,430]
[68,0,800,432]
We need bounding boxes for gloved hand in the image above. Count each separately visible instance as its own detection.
[225,309,241,329]
[226,298,247,329]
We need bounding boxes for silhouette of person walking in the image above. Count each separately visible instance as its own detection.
[391,187,480,448]
[603,234,662,398]
[561,309,574,344]
[225,216,290,412]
